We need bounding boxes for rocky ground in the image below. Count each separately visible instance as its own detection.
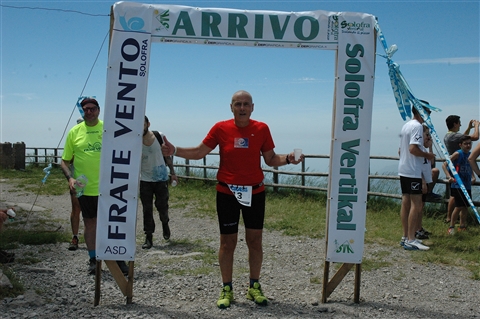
[0,179,479,318]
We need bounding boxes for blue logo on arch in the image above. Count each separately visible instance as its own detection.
[119,14,146,32]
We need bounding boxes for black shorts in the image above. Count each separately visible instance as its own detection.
[216,191,265,235]
[451,188,471,208]
[400,176,423,195]
[78,195,98,219]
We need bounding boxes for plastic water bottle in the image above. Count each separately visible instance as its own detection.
[75,174,88,198]
[171,180,177,187]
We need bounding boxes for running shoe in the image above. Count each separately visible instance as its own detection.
[142,235,153,249]
[162,223,171,240]
[68,236,79,251]
[415,229,429,240]
[403,239,429,251]
[447,226,455,235]
[246,282,268,305]
[88,257,97,275]
[217,285,234,309]
[419,227,432,236]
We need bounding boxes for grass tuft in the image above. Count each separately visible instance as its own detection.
[0,228,68,247]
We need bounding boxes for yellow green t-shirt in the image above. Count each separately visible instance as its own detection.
[62,121,103,196]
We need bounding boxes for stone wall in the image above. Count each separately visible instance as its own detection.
[0,142,25,170]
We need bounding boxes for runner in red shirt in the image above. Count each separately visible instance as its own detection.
[161,90,303,309]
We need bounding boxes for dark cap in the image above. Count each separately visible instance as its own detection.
[80,98,99,108]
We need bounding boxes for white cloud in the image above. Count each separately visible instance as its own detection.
[292,77,332,83]
[11,93,38,101]
[399,57,480,65]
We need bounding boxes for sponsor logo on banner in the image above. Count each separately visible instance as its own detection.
[296,43,330,49]
[160,38,195,44]
[327,15,339,41]
[254,42,288,48]
[155,9,170,31]
[335,239,355,254]
[119,14,146,32]
[340,20,372,35]
[204,40,236,46]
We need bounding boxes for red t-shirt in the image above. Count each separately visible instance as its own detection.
[203,119,275,194]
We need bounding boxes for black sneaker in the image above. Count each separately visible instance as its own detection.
[117,261,129,275]
[162,223,171,240]
[419,227,432,236]
[68,236,79,251]
[142,235,153,249]
[88,257,97,275]
[415,230,429,240]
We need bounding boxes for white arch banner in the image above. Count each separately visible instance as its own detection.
[97,1,375,264]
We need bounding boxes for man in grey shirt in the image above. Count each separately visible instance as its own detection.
[443,115,479,223]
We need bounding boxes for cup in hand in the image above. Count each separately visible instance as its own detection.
[294,148,302,161]
[75,174,88,198]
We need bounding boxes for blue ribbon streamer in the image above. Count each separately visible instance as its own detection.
[375,22,480,223]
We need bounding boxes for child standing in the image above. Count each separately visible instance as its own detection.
[442,135,475,234]
[416,125,440,240]
[421,125,440,199]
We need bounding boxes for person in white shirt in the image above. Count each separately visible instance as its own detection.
[398,106,435,251]
[140,116,178,249]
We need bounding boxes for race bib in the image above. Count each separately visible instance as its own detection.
[227,184,252,207]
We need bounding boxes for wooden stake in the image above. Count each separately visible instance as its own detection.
[93,260,134,306]
[321,261,361,304]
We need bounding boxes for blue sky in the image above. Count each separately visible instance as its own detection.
[1,0,479,172]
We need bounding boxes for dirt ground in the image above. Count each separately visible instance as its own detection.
[1,179,479,318]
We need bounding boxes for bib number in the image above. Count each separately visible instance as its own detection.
[227,184,252,207]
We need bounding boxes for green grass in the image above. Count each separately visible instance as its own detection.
[0,228,68,247]
[265,191,326,238]
[365,196,480,278]
[169,175,480,281]
[0,165,68,195]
